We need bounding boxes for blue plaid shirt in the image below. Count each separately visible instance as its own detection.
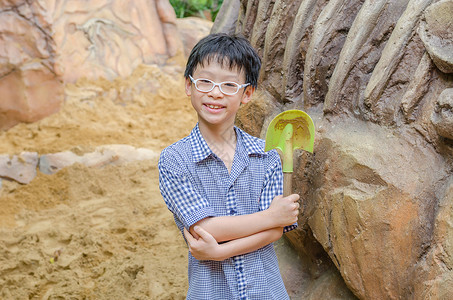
[158,124,297,300]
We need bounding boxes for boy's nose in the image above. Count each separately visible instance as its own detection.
[208,85,224,98]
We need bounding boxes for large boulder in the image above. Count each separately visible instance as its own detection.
[215,0,453,298]
[0,2,63,130]
[50,0,184,82]
[306,116,446,298]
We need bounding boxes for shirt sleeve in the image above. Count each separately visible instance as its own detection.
[158,151,216,230]
[259,150,298,233]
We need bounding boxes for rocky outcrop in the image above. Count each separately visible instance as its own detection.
[0,0,192,130]
[216,0,453,299]
[0,145,158,185]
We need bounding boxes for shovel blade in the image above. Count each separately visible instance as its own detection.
[265,110,315,172]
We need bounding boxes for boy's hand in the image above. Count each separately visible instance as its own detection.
[184,226,225,261]
[267,194,300,227]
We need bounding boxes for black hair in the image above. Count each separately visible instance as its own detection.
[184,33,261,88]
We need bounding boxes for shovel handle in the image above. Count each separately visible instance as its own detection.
[283,172,292,197]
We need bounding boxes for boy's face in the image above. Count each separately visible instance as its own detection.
[185,60,254,130]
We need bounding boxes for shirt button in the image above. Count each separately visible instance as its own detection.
[229,209,236,215]
[238,266,243,273]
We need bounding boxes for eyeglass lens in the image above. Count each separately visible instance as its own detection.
[196,79,240,95]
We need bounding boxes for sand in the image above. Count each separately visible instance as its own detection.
[0,63,198,299]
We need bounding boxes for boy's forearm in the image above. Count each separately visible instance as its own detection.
[191,194,299,243]
[213,227,284,261]
[191,210,278,243]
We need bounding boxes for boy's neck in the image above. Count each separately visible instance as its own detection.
[198,120,235,144]
[198,121,237,171]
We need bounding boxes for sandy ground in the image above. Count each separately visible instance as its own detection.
[0,63,198,299]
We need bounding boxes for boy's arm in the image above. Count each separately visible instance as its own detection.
[190,151,299,242]
[159,152,299,243]
[189,194,300,242]
[184,226,284,261]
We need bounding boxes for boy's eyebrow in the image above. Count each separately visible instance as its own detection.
[196,70,245,81]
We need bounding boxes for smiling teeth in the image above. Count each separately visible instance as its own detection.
[207,105,222,109]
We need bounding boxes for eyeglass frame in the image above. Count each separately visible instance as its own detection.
[188,75,250,95]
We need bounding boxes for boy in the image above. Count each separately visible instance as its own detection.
[158,33,300,299]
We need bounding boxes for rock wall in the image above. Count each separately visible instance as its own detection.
[0,0,185,130]
[214,0,453,299]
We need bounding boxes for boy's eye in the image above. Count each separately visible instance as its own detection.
[224,82,237,88]
[199,79,212,84]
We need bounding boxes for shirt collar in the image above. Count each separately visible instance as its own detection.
[235,126,266,156]
[190,124,212,163]
[190,123,266,163]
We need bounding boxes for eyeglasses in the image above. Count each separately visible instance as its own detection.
[189,75,250,95]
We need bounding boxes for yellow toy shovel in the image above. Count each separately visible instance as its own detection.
[265,110,315,196]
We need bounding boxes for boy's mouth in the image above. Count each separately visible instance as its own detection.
[204,104,224,109]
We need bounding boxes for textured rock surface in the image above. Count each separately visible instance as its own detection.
[215,0,453,299]
[431,88,453,139]
[176,17,213,58]
[211,0,240,35]
[0,2,64,131]
[0,152,38,184]
[0,0,186,130]
[418,0,453,73]
[412,176,453,299]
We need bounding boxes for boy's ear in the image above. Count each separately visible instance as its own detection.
[241,86,255,104]
[185,77,192,96]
